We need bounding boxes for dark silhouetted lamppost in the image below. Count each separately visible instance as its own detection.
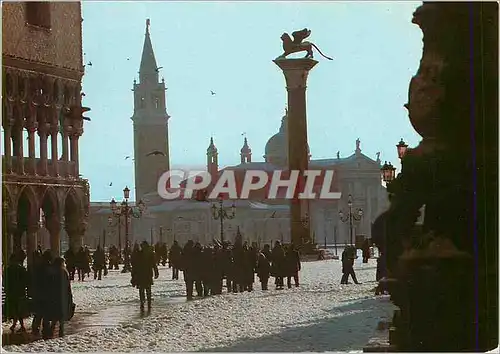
[339,194,363,246]
[211,197,235,243]
[110,186,146,273]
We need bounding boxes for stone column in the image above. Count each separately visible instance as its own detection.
[69,130,82,177]
[38,123,49,176]
[46,214,62,256]
[66,221,86,251]
[274,58,317,246]
[26,223,39,268]
[12,123,25,175]
[26,121,38,175]
[3,117,13,174]
[50,124,60,177]
[61,126,70,176]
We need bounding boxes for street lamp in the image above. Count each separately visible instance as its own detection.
[396,138,408,159]
[381,161,397,183]
[109,186,146,273]
[211,197,235,243]
[339,194,363,246]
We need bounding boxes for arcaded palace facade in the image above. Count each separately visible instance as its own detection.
[83,21,390,249]
[2,2,90,263]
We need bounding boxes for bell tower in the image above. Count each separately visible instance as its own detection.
[132,19,170,201]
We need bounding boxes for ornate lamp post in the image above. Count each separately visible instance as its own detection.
[211,197,235,244]
[338,194,363,246]
[109,186,146,273]
[396,138,408,160]
[381,161,397,184]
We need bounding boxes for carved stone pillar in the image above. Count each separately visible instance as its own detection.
[38,123,49,176]
[50,122,60,177]
[26,223,39,268]
[12,123,25,175]
[26,112,38,175]
[45,214,62,256]
[66,221,86,251]
[2,113,13,174]
[69,130,82,177]
[274,57,317,247]
[61,125,70,176]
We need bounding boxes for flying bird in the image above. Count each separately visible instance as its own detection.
[146,150,166,157]
[81,92,86,97]
[127,58,130,61]
[87,61,92,66]
[155,66,163,72]
[125,156,131,160]
[210,91,216,96]
[109,182,113,186]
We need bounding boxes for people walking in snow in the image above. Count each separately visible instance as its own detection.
[341,246,360,285]
[45,257,74,338]
[93,245,106,280]
[285,243,301,288]
[256,245,271,290]
[271,241,286,290]
[168,240,182,280]
[131,241,159,310]
[4,253,29,333]
[31,250,53,337]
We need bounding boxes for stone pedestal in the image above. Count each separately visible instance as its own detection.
[274,58,317,246]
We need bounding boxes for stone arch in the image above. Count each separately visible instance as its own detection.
[16,185,39,260]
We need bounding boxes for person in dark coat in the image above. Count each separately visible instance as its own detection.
[169,240,182,280]
[4,253,29,333]
[131,241,159,310]
[192,242,204,296]
[31,250,53,336]
[45,257,73,338]
[362,239,371,263]
[256,249,271,290]
[64,247,76,280]
[160,242,168,266]
[285,243,301,288]
[271,241,285,290]
[93,245,106,280]
[220,242,233,292]
[181,240,195,300]
[75,247,87,281]
[341,246,360,284]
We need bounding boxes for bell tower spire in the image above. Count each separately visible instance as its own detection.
[132,19,171,201]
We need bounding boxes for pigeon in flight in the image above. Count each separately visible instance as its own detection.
[87,61,92,66]
[146,150,166,156]
[125,156,131,160]
[210,91,216,96]
[155,66,163,72]
[127,58,130,61]
[109,182,113,186]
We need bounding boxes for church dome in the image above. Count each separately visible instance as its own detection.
[264,110,310,166]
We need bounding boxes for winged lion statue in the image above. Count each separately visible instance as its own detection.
[276,28,333,61]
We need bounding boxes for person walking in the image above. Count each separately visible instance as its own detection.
[340,246,361,284]
[131,241,159,310]
[4,253,29,333]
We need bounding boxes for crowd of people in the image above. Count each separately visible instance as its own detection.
[3,236,376,339]
[3,248,74,338]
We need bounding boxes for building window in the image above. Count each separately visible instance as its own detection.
[25,2,51,29]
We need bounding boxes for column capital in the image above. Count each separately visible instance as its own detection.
[37,122,51,136]
[273,58,318,89]
[26,121,38,133]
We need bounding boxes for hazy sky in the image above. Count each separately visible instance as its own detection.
[79,1,423,202]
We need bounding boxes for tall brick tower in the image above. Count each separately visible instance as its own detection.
[132,19,170,201]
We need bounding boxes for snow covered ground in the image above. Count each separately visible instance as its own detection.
[3,257,395,352]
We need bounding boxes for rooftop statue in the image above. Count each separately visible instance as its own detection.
[276,28,333,61]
